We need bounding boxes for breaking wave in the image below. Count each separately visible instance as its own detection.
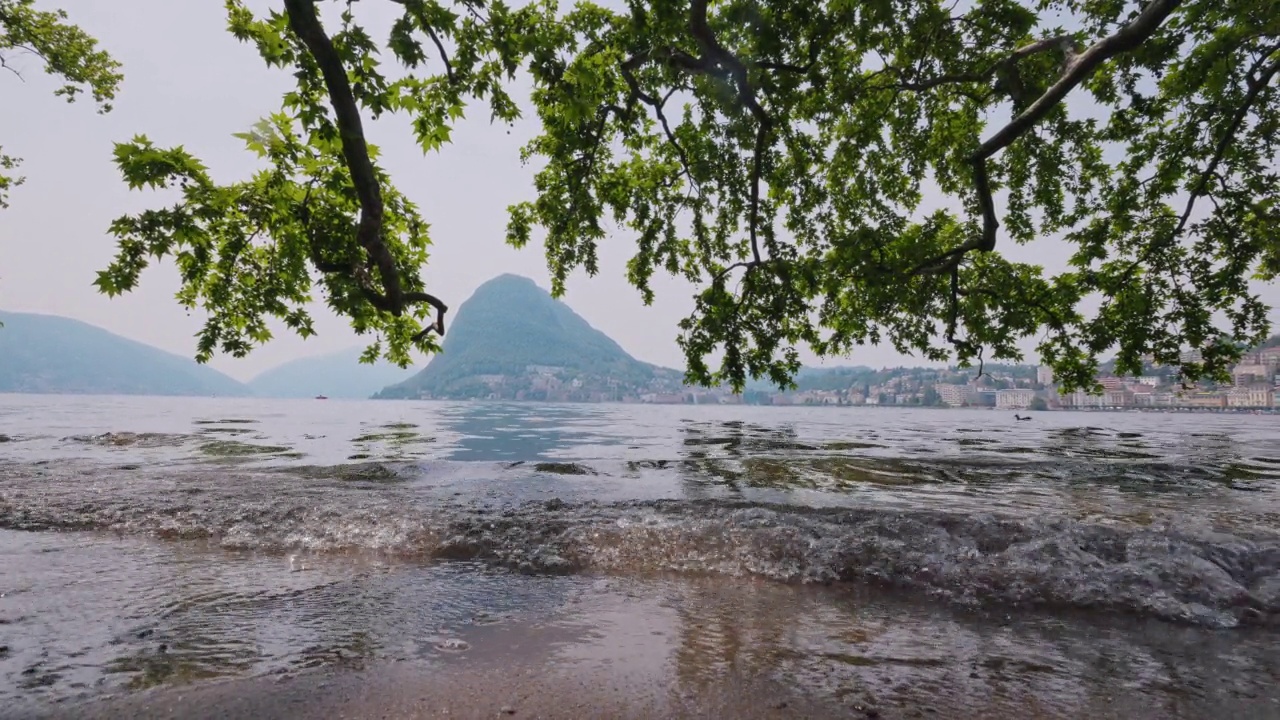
[2,460,1276,630]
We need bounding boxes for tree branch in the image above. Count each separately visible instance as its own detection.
[974,1,1181,162]
[386,0,456,83]
[687,0,771,265]
[755,60,810,74]
[617,2,780,266]
[283,0,449,340]
[408,293,448,340]
[891,35,1080,94]
[1174,51,1280,237]
[0,53,24,80]
[569,102,627,206]
[712,259,766,285]
[620,55,703,197]
[283,0,405,311]
[1116,49,1280,284]
[910,0,1184,277]
[424,26,455,83]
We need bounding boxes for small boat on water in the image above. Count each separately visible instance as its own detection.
[315,395,328,400]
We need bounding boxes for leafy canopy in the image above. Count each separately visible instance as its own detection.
[0,0,121,207]
[26,0,1280,390]
[511,0,1280,391]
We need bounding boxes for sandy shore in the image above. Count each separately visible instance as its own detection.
[47,661,849,719]
[38,651,1280,720]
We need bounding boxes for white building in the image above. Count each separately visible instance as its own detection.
[935,383,977,407]
[1228,384,1274,408]
[995,389,1037,409]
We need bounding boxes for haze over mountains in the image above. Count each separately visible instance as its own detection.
[4,274,1008,400]
[247,348,417,399]
[1,276,674,399]
[0,311,251,397]
[0,311,424,398]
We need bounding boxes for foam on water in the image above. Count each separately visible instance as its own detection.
[2,459,1277,629]
[3,397,1280,632]
[5,529,1279,719]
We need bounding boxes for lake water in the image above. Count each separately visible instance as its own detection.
[1,395,1278,718]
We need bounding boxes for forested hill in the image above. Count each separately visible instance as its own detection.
[375,275,673,400]
[0,311,251,396]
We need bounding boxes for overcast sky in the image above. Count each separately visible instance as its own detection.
[2,0,1276,382]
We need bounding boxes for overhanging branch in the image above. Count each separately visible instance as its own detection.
[386,0,456,83]
[1174,51,1280,237]
[620,55,703,197]
[910,0,1184,277]
[615,0,775,266]
[1116,48,1280,285]
[687,0,772,264]
[283,0,448,337]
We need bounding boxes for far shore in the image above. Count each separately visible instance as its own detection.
[3,391,1278,415]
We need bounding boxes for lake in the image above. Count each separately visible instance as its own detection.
[1,395,1278,718]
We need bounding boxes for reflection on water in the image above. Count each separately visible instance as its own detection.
[0,530,583,712]
[649,579,1280,719]
[437,403,621,462]
[4,395,1278,501]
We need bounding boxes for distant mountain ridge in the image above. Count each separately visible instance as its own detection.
[249,347,416,399]
[0,311,251,397]
[376,274,679,400]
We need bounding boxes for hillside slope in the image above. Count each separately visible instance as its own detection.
[0,311,251,396]
[376,275,672,399]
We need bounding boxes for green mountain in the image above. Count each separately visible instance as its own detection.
[249,347,417,399]
[376,274,678,400]
[0,311,251,396]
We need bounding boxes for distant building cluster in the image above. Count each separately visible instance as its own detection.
[636,346,1280,413]
[413,364,692,403]
[412,349,1280,413]
[1055,347,1280,410]
[640,366,1052,409]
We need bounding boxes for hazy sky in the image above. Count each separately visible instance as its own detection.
[2,0,1276,381]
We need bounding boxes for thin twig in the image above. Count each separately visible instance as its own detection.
[424,26,455,83]
[687,0,772,265]
[621,54,704,198]
[0,54,24,80]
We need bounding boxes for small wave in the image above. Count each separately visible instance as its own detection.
[2,483,1276,629]
[532,462,596,476]
[199,440,295,457]
[64,432,193,448]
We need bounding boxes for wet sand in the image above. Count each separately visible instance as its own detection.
[39,640,1280,720]
[46,663,844,719]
